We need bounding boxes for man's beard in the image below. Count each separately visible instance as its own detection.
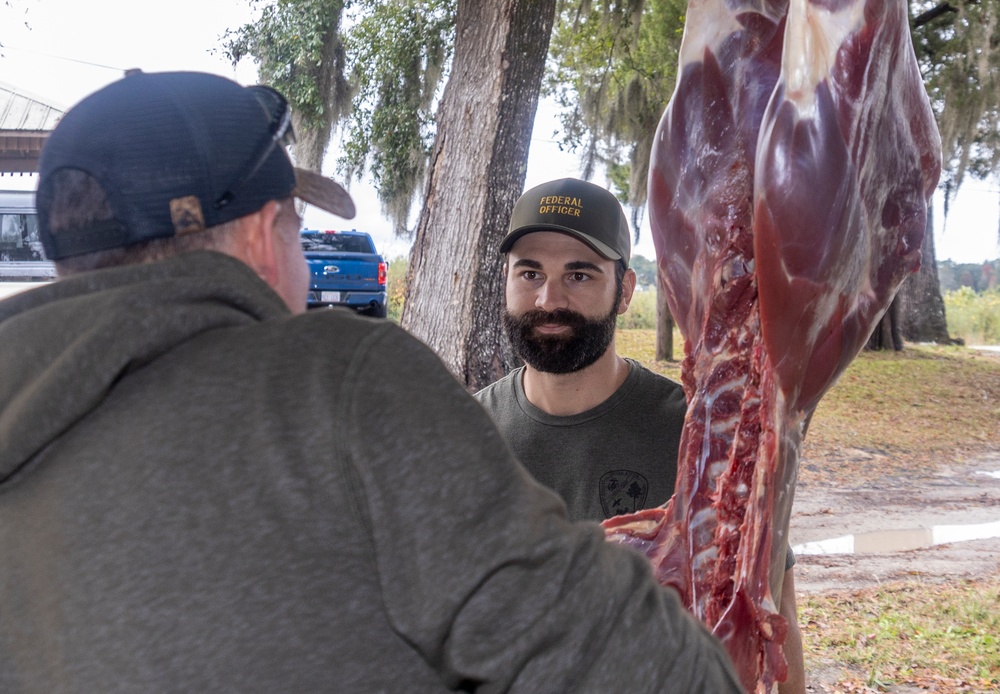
[503,305,618,374]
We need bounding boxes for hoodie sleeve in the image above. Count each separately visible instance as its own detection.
[339,324,742,693]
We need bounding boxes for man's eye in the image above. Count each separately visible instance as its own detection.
[570,272,590,282]
[521,271,540,280]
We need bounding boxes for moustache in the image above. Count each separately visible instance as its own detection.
[515,309,589,331]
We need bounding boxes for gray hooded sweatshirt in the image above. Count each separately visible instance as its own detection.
[0,251,740,693]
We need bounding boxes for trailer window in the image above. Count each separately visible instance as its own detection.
[0,212,44,262]
[300,234,373,254]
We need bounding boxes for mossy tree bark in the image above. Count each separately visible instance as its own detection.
[401,0,558,391]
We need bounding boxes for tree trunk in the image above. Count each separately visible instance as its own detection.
[865,199,952,350]
[655,270,675,361]
[898,199,955,344]
[866,295,903,351]
[401,0,558,391]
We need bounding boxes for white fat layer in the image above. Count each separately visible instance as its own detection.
[609,519,660,535]
[704,371,749,435]
[690,507,719,549]
[679,0,743,67]
[804,287,844,347]
[783,0,865,115]
[710,415,741,436]
[692,545,720,572]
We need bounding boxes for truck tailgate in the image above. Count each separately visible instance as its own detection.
[305,254,382,291]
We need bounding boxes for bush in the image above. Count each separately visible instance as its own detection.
[944,287,1000,345]
[386,255,409,323]
[617,287,657,330]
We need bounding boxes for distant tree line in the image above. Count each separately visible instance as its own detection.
[938,258,1000,292]
[629,254,657,289]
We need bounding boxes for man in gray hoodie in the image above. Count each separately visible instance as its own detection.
[0,71,741,693]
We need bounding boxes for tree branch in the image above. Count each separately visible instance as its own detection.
[914,1,959,27]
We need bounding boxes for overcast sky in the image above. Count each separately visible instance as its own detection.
[2,0,997,263]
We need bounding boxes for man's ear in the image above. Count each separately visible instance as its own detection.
[238,200,282,287]
[617,267,638,315]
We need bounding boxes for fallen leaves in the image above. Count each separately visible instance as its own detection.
[801,577,1000,692]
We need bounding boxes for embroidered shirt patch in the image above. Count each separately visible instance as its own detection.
[599,470,649,518]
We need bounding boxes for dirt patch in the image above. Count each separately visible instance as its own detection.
[791,447,1000,594]
[790,447,1000,693]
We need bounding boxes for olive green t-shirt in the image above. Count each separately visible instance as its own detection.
[476,359,797,571]
[475,359,686,522]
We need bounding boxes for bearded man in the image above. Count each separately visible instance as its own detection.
[474,178,806,694]
[475,177,686,520]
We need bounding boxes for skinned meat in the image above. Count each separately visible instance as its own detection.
[602,0,941,691]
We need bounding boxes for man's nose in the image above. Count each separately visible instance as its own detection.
[535,279,569,312]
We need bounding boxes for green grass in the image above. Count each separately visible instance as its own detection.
[617,330,1000,481]
[799,578,1000,692]
[386,255,409,323]
[804,345,1000,456]
[617,286,659,330]
[617,328,1000,457]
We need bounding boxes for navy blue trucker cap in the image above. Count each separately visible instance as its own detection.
[500,178,630,267]
[37,71,355,260]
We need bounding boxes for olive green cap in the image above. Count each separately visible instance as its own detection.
[500,178,630,267]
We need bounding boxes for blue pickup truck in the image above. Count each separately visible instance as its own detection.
[301,229,388,318]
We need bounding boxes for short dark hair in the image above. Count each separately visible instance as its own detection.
[613,259,626,308]
[40,169,241,276]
